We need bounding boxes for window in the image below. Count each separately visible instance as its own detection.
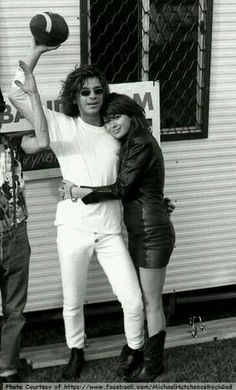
[148,0,213,140]
[81,0,213,140]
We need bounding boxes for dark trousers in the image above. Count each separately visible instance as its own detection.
[0,221,30,375]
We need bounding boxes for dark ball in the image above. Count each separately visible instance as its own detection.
[30,12,69,46]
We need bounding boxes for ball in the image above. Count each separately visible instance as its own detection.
[30,12,69,46]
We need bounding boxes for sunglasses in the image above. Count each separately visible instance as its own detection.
[80,87,104,97]
[0,102,6,113]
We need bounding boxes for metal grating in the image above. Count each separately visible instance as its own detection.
[80,0,213,141]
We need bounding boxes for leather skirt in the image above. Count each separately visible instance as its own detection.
[128,221,175,268]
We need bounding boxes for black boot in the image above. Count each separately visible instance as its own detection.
[62,348,85,380]
[117,344,144,378]
[127,330,166,382]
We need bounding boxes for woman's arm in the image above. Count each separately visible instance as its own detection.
[59,160,175,216]
[83,138,152,204]
[69,138,153,204]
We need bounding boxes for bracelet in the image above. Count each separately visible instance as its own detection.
[69,184,78,203]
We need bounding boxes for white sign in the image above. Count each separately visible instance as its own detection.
[2,81,160,141]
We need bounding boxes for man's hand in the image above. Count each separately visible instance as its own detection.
[164,197,175,216]
[30,37,60,55]
[14,60,38,95]
[14,37,59,96]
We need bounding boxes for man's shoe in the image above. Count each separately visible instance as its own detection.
[117,344,143,378]
[0,373,21,383]
[62,348,85,380]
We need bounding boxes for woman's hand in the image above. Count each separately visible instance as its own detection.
[164,197,175,216]
[59,180,93,201]
[59,179,74,200]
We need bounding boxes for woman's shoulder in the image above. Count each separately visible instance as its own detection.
[131,133,162,158]
[132,132,156,146]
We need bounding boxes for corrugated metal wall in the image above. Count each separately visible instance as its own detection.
[162,0,236,293]
[1,0,236,313]
[0,0,80,90]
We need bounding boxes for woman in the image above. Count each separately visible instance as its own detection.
[62,92,175,382]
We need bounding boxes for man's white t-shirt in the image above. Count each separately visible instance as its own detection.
[45,111,122,233]
[11,68,122,233]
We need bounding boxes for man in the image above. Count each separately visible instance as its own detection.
[0,88,31,383]
[9,41,145,381]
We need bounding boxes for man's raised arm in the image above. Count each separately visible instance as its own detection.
[8,39,59,154]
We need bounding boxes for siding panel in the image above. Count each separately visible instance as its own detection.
[0,0,80,89]
[162,0,236,293]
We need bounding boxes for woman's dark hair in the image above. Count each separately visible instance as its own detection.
[101,92,151,140]
[59,65,110,117]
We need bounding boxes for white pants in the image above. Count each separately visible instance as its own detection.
[57,225,144,350]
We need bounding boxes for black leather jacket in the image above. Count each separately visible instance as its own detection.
[82,132,171,233]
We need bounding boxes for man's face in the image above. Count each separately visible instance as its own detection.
[75,77,104,122]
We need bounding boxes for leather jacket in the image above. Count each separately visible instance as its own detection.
[82,132,171,233]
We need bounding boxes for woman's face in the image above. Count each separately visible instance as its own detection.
[104,114,131,139]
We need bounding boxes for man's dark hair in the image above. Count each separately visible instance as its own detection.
[59,65,110,117]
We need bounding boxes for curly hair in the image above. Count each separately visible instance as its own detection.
[59,65,110,117]
[101,92,151,141]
